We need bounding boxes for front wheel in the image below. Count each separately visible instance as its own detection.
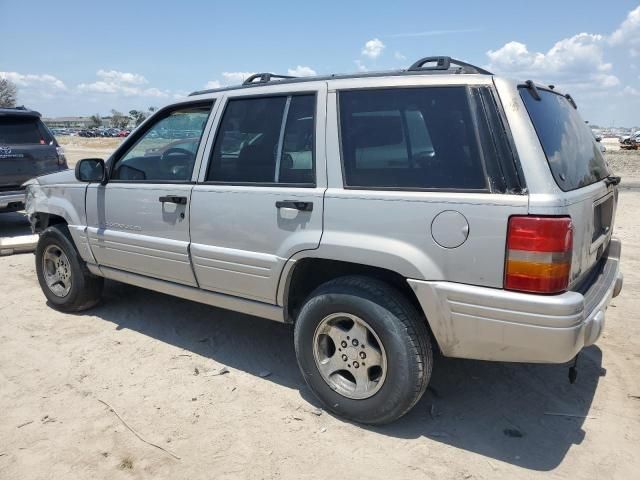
[35,224,104,312]
[294,276,433,425]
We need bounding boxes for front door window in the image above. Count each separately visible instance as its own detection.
[112,105,212,182]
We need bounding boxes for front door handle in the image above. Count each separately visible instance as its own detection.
[159,195,188,205]
[275,200,313,212]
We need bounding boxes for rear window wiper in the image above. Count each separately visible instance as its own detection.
[604,175,621,186]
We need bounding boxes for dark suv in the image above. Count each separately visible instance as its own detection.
[0,107,67,213]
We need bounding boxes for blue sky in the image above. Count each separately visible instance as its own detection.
[1,0,639,126]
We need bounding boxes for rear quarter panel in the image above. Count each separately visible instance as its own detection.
[314,86,529,286]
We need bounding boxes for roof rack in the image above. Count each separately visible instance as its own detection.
[188,55,494,96]
[408,56,492,75]
[242,73,297,85]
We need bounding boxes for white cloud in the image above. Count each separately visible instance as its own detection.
[77,70,169,97]
[623,85,640,96]
[287,65,316,77]
[204,80,221,89]
[95,69,147,85]
[361,38,385,59]
[221,72,255,84]
[354,60,367,72]
[142,87,170,98]
[394,52,407,61]
[0,71,67,91]
[610,5,640,56]
[486,33,619,89]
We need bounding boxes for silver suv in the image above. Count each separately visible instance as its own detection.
[25,57,623,424]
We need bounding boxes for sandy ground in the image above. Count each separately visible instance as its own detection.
[57,137,123,168]
[1,145,639,479]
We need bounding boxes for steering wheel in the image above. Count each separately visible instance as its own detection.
[160,147,194,178]
[161,147,193,161]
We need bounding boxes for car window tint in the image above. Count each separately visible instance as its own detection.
[0,118,53,145]
[520,88,609,191]
[111,105,212,182]
[339,87,486,190]
[278,95,315,184]
[207,94,315,185]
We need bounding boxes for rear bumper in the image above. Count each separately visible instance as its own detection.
[0,190,25,210]
[408,238,622,363]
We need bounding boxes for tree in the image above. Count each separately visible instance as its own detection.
[129,109,147,127]
[89,114,102,127]
[110,109,130,129]
[148,106,157,113]
[0,78,18,108]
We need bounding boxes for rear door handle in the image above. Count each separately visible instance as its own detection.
[275,200,313,212]
[159,195,188,205]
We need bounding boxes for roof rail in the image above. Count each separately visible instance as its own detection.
[408,56,492,75]
[242,73,296,86]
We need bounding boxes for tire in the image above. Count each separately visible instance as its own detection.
[35,224,103,312]
[294,275,433,425]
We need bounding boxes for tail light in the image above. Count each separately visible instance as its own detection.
[505,216,573,294]
[56,146,67,167]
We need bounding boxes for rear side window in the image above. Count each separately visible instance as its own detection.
[0,117,53,145]
[338,87,486,190]
[207,94,315,185]
[520,88,609,191]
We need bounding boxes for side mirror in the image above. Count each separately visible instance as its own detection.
[595,136,602,142]
[75,158,106,183]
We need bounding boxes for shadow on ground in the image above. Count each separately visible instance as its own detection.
[90,279,602,471]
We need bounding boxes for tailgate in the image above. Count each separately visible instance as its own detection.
[0,144,59,188]
[519,85,616,287]
[563,182,618,286]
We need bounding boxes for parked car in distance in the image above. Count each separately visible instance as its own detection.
[0,107,68,213]
[25,57,623,424]
[620,131,640,150]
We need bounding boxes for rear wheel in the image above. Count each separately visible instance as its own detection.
[294,276,433,425]
[35,225,103,312]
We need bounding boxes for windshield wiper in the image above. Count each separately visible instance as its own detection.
[604,175,621,186]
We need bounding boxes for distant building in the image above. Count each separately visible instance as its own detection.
[42,116,129,128]
[42,116,94,128]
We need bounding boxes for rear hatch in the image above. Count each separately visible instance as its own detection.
[520,86,617,288]
[0,113,61,189]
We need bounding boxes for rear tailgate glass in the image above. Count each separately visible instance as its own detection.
[0,117,54,145]
[519,88,609,191]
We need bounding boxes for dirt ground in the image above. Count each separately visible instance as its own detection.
[57,137,123,168]
[1,142,639,479]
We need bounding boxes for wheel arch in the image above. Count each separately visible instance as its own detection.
[31,212,68,233]
[279,256,440,351]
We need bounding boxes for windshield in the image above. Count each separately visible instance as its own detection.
[520,87,609,191]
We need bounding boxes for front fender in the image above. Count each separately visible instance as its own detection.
[26,182,94,262]
[26,183,88,227]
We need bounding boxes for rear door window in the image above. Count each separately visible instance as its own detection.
[338,87,487,190]
[0,117,53,145]
[520,88,609,191]
[207,94,315,185]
